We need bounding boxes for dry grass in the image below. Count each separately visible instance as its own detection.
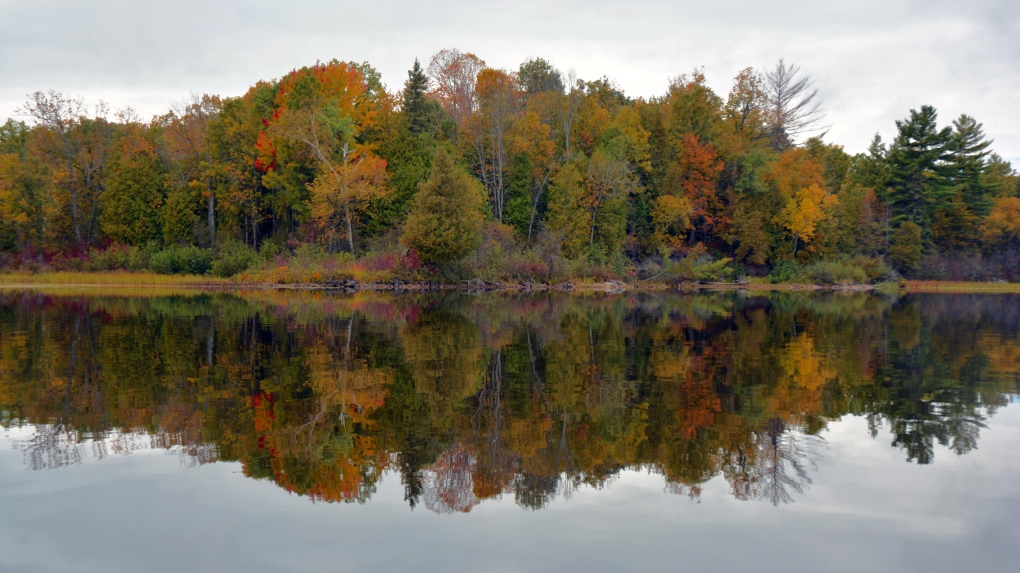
[904,281,1020,293]
[0,286,239,298]
[0,271,230,287]
[237,266,390,285]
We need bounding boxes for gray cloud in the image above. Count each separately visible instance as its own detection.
[2,0,1018,160]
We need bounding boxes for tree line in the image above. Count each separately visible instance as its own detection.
[1,51,1018,281]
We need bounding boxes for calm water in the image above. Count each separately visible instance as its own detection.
[1,289,1018,573]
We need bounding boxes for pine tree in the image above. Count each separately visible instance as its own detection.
[949,114,993,217]
[886,105,954,245]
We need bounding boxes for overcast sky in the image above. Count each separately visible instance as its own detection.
[2,0,1018,162]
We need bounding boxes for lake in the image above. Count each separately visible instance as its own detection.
[1,289,1018,573]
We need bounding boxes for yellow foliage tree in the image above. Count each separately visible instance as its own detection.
[981,196,1020,247]
[778,183,838,255]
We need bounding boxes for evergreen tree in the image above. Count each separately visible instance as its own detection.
[403,59,434,135]
[846,133,891,194]
[401,148,484,266]
[886,105,954,245]
[949,114,993,217]
[101,141,166,246]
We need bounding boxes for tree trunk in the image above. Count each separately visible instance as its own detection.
[208,193,216,243]
[344,201,355,252]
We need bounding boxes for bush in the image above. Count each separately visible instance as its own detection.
[913,250,1020,282]
[150,246,212,275]
[768,260,803,283]
[847,255,894,282]
[890,222,922,272]
[211,241,261,277]
[84,244,149,272]
[662,245,733,283]
[805,261,868,285]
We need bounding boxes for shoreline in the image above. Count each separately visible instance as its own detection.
[2,273,1019,294]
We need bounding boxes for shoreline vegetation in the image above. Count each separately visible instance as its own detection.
[2,271,1019,294]
[2,53,1018,290]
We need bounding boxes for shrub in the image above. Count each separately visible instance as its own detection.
[847,255,894,282]
[150,246,212,275]
[890,222,922,272]
[662,245,733,282]
[211,241,261,277]
[769,257,887,285]
[805,261,868,285]
[84,244,149,272]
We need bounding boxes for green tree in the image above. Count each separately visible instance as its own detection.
[545,161,589,258]
[101,130,167,245]
[889,221,922,272]
[948,114,993,217]
[403,59,439,135]
[368,60,447,234]
[518,57,564,95]
[401,148,484,266]
[886,105,954,245]
[0,120,30,156]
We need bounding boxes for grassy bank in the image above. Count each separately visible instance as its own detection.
[903,281,1020,293]
[0,271,230,287]
[4,271,1019,295]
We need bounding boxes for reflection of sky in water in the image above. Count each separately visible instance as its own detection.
[3,410,1019,573]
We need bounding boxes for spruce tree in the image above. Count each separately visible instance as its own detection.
[402,59,432,135]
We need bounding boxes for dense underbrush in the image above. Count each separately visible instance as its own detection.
[4,237,1016,287]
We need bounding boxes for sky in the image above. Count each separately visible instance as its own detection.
[2,0,1019,162]
[3,412,1020,571]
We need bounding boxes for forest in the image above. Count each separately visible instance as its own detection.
[1,50,1018,284]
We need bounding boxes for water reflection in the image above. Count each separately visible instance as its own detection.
[0,290,1016,509]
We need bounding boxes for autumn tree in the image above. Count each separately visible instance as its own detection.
[546,149,637,259]
[268,61,389,251]
[472,68,522,221]
[160,94,221,244]
[18,92,116,249]
[505,105,557,240]
[723,67,768,142]
[655,134,724,248]
[777,183,839,256]
[761,148,828,260]
[981,197,1020,249]
[427,49,486,128]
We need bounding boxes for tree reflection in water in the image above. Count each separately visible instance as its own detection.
[0,290,1016,510]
